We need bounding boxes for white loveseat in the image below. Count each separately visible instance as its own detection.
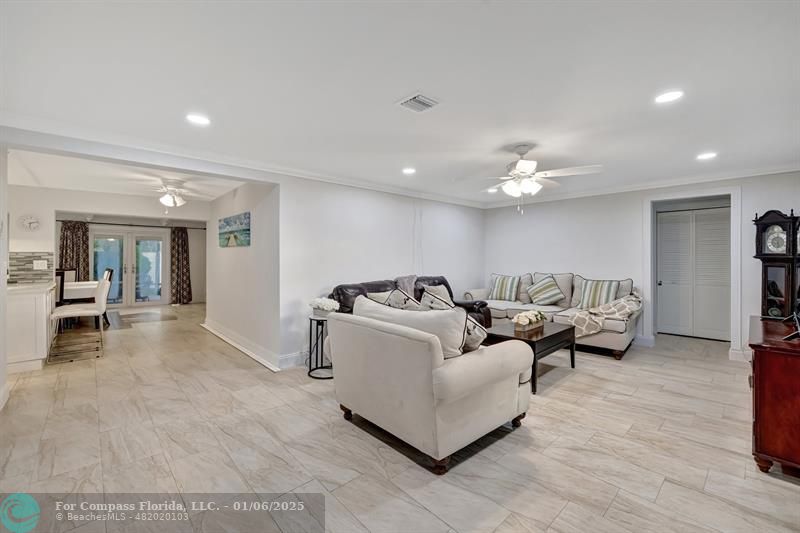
[326,312,533,474]
[465,272,641,358]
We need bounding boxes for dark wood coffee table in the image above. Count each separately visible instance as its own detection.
[484,321,575,394]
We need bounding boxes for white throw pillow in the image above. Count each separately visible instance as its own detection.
[353,295,467,358]
[385,288,422,310]
[463,316,487,352]
[420,285,455,310]
[366,291,392,305]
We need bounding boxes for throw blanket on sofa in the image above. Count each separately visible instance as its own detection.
[568,289,642,338]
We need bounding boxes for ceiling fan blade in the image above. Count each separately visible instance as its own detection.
[454,175,513,182]
[536,177,561,188]
[535,165,603,179]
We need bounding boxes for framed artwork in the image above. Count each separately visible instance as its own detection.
[218,211,251,247]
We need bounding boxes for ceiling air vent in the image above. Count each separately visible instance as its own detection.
[398,93,439,112]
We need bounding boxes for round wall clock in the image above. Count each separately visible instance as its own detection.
[764,224,787,254]
[18,215,41,232]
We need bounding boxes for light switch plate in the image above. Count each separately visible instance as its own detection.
[33,260,48,270]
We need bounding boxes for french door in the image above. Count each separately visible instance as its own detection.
[91,230,168,307]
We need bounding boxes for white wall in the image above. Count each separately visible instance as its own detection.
[0,148,9,411]
[484,171,800,354]
[187,228,206,303]
[278,178,485,360]
[205,182,281,366]
[8,185,211,253]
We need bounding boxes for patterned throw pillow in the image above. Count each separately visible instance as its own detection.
[424,284,454,305]
[463,315,487,352]
[366,291,392,305]
[420,286,455,311]
[578,279,621,309]
[385,289,422,311]
[526,275,565,305]
[489,274,520,301]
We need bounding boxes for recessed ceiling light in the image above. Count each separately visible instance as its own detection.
[654,90,684,104]
[487,188,498,194]
[402,167,416,175]
[696,151,717,160]
[186,113,211,126]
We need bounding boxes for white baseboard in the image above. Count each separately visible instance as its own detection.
[729,347,752,362]
[279,351,306,370]
[0,380,11,412]
[7,359,44,375]
[634,334,656,348]
[201,320,280,372]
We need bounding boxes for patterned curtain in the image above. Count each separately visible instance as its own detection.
[170,227,193,304]
[58,221,90,281]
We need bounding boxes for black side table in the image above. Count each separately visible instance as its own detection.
[308,315,333,379]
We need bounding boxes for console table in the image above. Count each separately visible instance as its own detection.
[748,316,800,477]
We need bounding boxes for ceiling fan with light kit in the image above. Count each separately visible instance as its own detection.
[467,144,603,214]
[155,178,189,211]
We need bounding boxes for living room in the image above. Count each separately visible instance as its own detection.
[1,1,799,532]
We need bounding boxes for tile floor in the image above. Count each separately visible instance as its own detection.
[1,304,799,532]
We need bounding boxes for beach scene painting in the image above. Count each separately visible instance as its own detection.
[219,211,251,247]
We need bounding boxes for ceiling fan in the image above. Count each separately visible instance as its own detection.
[155,179,188,208]
[471,144,602,199]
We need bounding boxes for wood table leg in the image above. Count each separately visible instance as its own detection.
[570,341,576,369]
[531,355,538,394]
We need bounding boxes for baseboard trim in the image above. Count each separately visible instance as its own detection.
[201,321,280,372]
[634,334,656,348]
[279,351,306,370]
[729,347,752,362]
[0,380,11,412]
[7,359,45,375]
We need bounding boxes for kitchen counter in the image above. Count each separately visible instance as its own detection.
[7,281,56,295]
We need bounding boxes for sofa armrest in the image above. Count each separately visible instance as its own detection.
[463,288,490,301]
[452,299,492,328]
[432,340,533,402]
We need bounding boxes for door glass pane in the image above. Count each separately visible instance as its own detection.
[135,237,163,303]
[93,236,123,304]
[765,265,787,318]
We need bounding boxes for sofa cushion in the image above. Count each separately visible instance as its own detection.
[489,274,520,302]
[534,272,573,308]
[386,288,423,310]
[330,279,396,313]
[527,275,565,305]
[422,284,454,307]
[505,303,565,320]
[484,299,522,319]
[571,275,633,308]
[577,279,620,309]
[353,296,467,358]
[517,273,534,304]
[553,307,628,333]
[366,291,392,304]
[463,316,488,352]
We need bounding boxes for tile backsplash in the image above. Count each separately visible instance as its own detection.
[8,252,54,284]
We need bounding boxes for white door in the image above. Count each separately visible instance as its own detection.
[693,208,731,340]
[657,212,694,336]
[656,208,730,341]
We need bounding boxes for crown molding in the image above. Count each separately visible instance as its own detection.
[2,117,797,212]
[0,118,486,209]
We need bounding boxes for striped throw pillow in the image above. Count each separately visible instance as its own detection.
[489,274,520,301]
[526,275,565,305]
[578,279,621,309]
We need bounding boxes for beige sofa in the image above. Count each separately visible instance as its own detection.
[326,312,533,474]
[465,272,640,358]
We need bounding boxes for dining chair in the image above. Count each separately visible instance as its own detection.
[100,268,114,327]
[57,269,77,283]
[49,279,111,362]
[54,271,66,307]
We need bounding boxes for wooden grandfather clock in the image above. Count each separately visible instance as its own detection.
[753,210,799,319]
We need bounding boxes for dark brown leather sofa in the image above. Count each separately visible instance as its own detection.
[329,275,491,328]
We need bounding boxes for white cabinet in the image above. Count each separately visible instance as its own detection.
[6,282,55,373]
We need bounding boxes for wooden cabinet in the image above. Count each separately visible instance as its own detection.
[749,316,800,476]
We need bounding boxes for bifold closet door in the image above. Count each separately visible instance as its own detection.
[657,211,694,336]
[656,207,731,341]
[693,208,730,340]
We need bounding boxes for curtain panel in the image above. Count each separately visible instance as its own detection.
[58,221,90,281]
[170,227,193,304]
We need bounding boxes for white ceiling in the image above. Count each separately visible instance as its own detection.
[1,1,798,206]
[8,149,242,200]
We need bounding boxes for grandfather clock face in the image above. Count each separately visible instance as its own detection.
[763,224,787,254]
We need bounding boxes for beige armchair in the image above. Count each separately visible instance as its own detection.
[326,312,533,474]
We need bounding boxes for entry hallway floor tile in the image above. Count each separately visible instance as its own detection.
[1,304,799,532]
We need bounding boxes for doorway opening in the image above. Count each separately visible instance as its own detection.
[653,195,732,342]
